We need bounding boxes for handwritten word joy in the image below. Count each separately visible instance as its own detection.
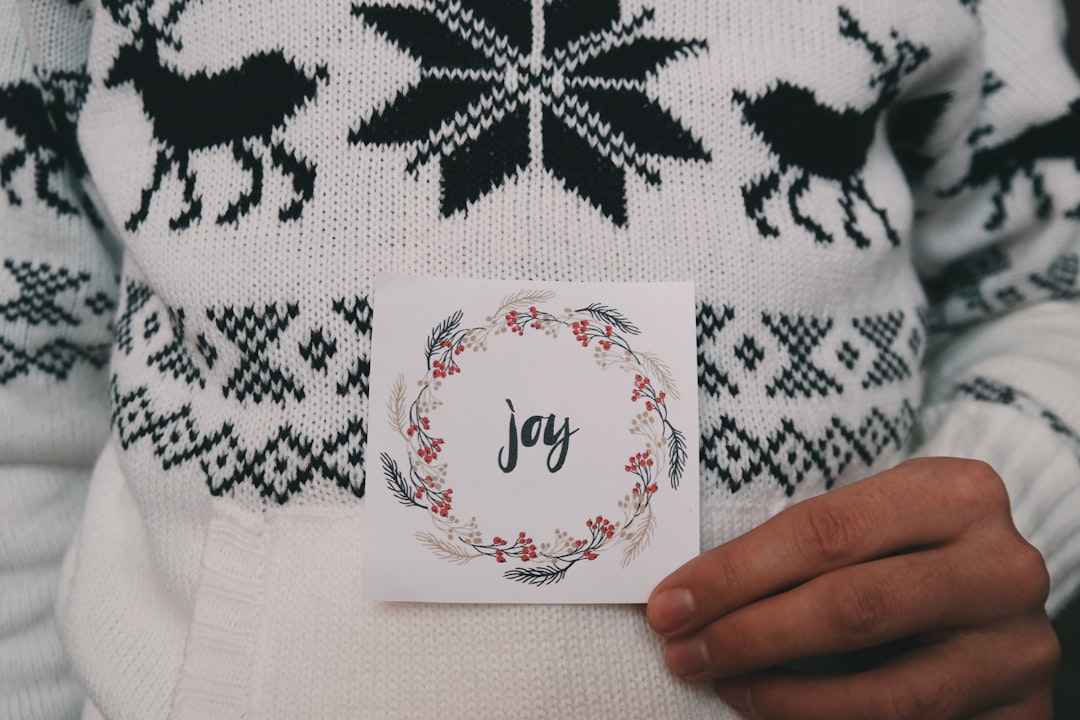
[498,399,579,474]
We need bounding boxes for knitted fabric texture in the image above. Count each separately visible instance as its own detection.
[2,0,1079,718]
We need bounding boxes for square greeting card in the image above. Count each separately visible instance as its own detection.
[363,275,699,603]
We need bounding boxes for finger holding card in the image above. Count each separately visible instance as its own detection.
[646,458,1058,719]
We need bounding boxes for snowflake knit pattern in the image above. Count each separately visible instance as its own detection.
[1,1,1079,719]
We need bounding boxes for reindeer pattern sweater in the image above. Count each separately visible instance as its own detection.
[2,0,1080,718]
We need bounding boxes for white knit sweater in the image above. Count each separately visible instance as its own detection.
[2,0,1079,718]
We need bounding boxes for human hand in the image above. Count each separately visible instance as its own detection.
[646,458,1060,719]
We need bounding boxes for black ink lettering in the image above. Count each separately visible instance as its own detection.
[521,415,543,447]
[544,416,580,473]
[499,399,579,474]
[498,398,518,473]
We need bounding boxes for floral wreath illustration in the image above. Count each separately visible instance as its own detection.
[380,290,687,586]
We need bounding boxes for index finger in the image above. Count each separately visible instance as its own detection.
[646,457,1004,637]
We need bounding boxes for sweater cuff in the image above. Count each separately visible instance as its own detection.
[912,400,1080,617]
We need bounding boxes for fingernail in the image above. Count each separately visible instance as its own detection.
[648,588,696,635]
[665,636,709,676]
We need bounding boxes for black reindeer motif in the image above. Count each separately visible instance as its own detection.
[734,7,931,248]
[1,72,94,217]
[941,98,1080,230]
[103,0,326,232]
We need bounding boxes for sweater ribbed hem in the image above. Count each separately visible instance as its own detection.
[160,504,735,720]
[170,506,266,720]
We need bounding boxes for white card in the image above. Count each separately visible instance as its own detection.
[363,275,699,603]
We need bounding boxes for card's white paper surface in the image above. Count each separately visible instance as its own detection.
[364,275,699,603]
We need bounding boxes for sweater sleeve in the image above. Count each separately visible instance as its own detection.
[0,1,119,717]
[907,0,1080,617]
